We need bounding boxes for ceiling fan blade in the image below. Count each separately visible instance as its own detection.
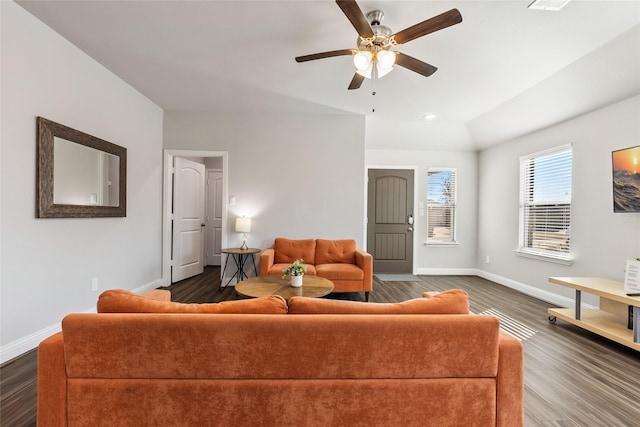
[295,49,353,63]
[348,73,365,90]
[395,53,438,77]
[336,0,374,38]
[392,8,462,45]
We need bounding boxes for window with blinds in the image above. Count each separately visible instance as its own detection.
[518,145,572,261]
[427,168,456,243]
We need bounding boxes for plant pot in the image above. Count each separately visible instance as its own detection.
[290,275,303,287]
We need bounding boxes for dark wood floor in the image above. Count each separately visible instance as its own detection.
[2,266,639,426]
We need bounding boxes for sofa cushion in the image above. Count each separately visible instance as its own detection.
[421,289,471,313]
[273,238,316,265]
[315,239,356,265]
[288,289,469,314]
[316,263,363,281]
[142,289,171,301]
[97,289,287,314]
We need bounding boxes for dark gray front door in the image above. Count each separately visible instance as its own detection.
[367,169,414,273]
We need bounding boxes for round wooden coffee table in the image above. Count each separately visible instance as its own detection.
[235,275,334,301]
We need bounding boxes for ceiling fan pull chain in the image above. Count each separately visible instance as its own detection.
[372,66,377,112]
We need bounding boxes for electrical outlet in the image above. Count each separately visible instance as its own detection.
[485,255,491,264]
[91,277,98,292]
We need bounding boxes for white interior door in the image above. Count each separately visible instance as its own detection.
[206,170,223,265]
[172,157,205,282]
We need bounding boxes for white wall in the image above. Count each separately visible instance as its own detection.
[0,2,164,363]
[163,111,366,252]
[365,148,478,274]
[477,95,640,306]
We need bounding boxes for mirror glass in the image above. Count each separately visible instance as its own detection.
[36,117,127,218]
[53,137,120,207]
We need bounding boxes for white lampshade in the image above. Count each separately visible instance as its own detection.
[377,50,396,70]
[235,217,251,233]
[355,62,373,79]
[376,65,394,78]
[354,50,396,80]
[353,51,373,71]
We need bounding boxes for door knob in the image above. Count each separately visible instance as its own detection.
[408,227,413,232]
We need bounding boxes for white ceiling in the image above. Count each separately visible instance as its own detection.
[16,0,640,151]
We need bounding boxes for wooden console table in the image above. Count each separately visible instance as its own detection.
[548,277,640,351]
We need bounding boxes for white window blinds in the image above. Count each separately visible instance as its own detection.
[519,145,572,260]
[427,168,456,243]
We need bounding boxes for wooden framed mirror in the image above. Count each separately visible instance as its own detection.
[36,117,127,218]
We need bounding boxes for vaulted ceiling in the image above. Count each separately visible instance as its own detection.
[17,1,640,150]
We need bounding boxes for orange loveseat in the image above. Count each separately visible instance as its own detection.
[260,238,373,301]
[37,289,524,426]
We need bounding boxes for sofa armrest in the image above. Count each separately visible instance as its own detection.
[355,249,373,292]
[37,332,67,426]
[496,330,524,427]
[260,248,275,276]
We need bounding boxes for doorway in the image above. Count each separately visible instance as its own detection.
[205,169,223,266]
[162,150,228,286]
[171,157,206,282]
[367,168,415,274]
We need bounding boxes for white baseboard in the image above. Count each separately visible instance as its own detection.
[0,279,162,365]
[0,323,61,365]
[132,279,164,294]
[416,268,480,276]
[415,268,594,310]
[474,269,596,309]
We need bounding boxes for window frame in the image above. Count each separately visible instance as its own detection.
[426,167,457,245]
[516,144,573,264]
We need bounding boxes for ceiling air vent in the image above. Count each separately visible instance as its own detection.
[528,0,571,11]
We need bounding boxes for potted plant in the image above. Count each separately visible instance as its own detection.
[282,259,307,287]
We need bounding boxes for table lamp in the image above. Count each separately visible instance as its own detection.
[235,217,251,250]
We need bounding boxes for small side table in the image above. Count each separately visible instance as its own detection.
[220,248,260,291]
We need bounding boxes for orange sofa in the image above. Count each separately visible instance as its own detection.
[260,238,373,301]
[37,289,524,426]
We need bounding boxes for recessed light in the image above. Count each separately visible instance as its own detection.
[423,114,436,120]
[528,0,571,11]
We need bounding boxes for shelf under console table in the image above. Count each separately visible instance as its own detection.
[548,277,640,352]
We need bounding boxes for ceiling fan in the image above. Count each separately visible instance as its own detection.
[295,0,462,90]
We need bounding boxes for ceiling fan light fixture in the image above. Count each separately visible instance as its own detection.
[376,65,393,78]
[353,51,373,70]
[295,3,463,91]
[377,50,396,70]
[355,62,373,79]
[527,0,571,11]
